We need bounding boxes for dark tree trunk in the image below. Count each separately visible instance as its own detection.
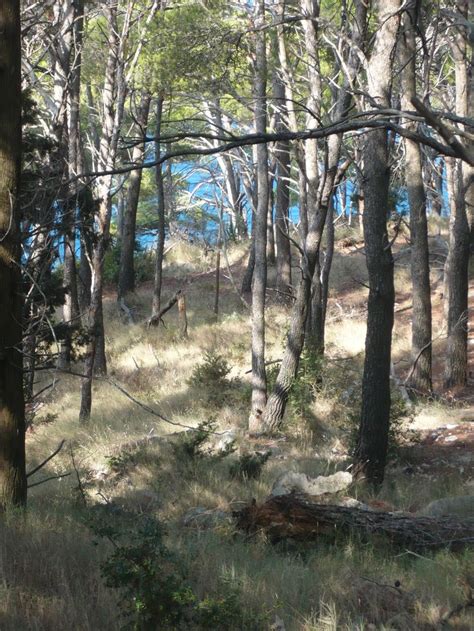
[118,92,151,299]
[249,0,269,431]
[57,0,84,370]
[444,11,472,389]
[79,233,106,421]
[241,227,256,295]
[401,11,432,393]
[78,186,94,318]
[152,97,166,316]
[354,0,400,486]
[0,0,27,507]
[445,159,470,387]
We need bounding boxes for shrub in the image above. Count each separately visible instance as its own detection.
[288,348,324,420]
[90,511,267,630]
[90,512,193,630]
[229,451,270,480]
[172,419,236,464]
[188,350,235,405]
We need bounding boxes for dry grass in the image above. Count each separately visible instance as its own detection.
[9,236,473,630]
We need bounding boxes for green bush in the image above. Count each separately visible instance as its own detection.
[90,511,267,630]
[188,350,237,405]
[288,349,324,419]
[90,513,193,630]
[229,451,270,480]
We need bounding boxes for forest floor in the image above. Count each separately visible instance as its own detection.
[2,222,473,630]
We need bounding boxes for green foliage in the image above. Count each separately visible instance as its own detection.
[172,419,218,461]
[229,451,270,480]
[90,512,193,630]
[90,511,266,630]
[288,349,324,420]
[102,241,155,285]
[194,578,268,630]
[188,350,235,405]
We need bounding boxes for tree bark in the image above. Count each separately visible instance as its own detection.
[235,494,474,551]
[152,96,166,316]
[249,0,269,430]
[0,0,27,507]
[118,92,151,299]
[354,0,400,486]
[444,4,472,389]
[401,11,432,393]
[259,0,367,432]
[273,75,292,295]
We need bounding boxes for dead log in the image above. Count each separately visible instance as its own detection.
[147,289,182,327]
[234,494,474,551]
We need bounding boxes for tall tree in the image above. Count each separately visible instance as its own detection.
[152,96,166,316]
[249,0,269,431]
[118,91,152,300]
[0,0,27,507]
[444,1,472,388]
[400,10,432,393]
[354,0,400,485]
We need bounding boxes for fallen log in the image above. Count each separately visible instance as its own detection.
[147,289,182,327]
[234,494,474,551]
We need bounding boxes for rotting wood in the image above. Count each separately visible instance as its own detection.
[234,494,474,551]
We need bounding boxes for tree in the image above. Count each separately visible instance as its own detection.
[0,0,27,507]
[443,1,472,388]
[118,91,152,300]
[400,9,432,393]
[354,0,400,486]
[249,0,270,431]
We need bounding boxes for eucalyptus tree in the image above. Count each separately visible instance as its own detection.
[0,0,27,507]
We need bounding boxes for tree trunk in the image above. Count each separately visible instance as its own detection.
[273,76,292,295]
[266,163,276,266]
[0,0,27,507]
[235,494,474,551]
[260,0,367,432]
[401,11,432,393]
[444,8,472,389]
[55,0,82,370]
[249,0,269,431]
[152,96,166,316]
[241,226,256,295]
[118,92,151,299]
[354,0,400,486]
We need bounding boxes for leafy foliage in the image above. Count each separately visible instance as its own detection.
[90,512,193,630]
[188,350,237,405]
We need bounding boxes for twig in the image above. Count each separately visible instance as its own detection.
[26,439,66,478]
[245,359,282,374]
[106,377,225,434]
[31,379,58,400]
[28,472,71,489]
